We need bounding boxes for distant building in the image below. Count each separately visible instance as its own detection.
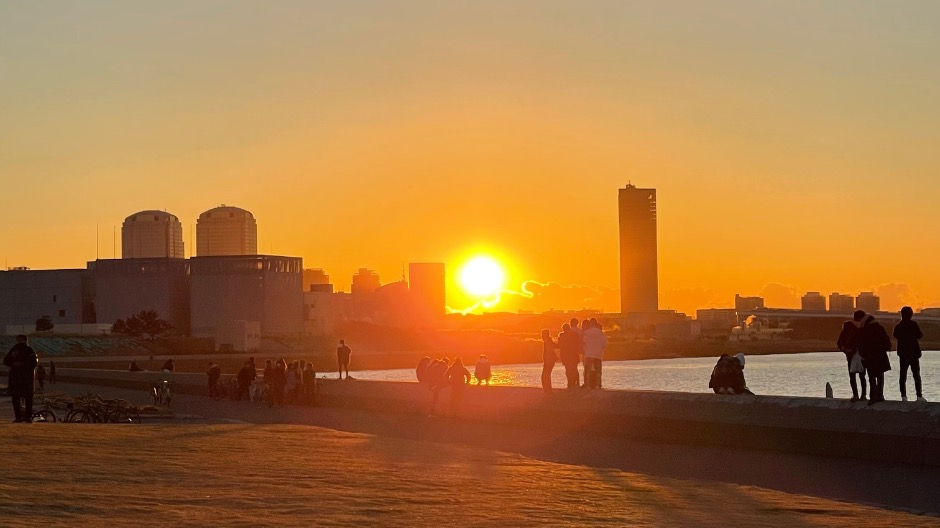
[409,262,445,327]
[196,205,258,256]
[302,268,330,291]
[0,268,93,327]
[90,258,191,335]
[800,292,827,312]
[920,308,940,317]
[856,292,881,313]
[734,295,765,313]
[828,293,855,314]
[696,308,738,337]
[351,268,381,295]
[189,255,303,340]
[122,210,184,259]
[618,184,658,313]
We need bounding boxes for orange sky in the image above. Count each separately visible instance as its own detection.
[3,2,940,314]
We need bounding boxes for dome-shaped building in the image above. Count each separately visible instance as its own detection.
[196,205,258,256]
[121,210,185,259]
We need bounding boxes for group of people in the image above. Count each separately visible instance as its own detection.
[540,317,609,395]
[415,356,471,416]
[260,358,318,406]
[838,307,926,405]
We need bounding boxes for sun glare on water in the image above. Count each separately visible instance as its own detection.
[459,256,505,298]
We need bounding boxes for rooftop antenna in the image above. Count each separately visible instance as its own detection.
[96,223,99,260]
[402,262,406,283]
[112,225,116,259]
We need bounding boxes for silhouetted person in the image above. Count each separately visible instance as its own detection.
[303,363,317,405]
[129,359,143,372]
[708,353,753,395]
[474,354,491,386]
[35,363,46,392]
[428,358,450,416]
[49,360,56,384]
[445,357,471,416]
[540,329,557,395]
[837,320,866,401]
[236,361,254,402]
[854,310,891,405]
[416,356,431,383]
[269,359,287,406]
[558,323,581,390]
[337,339,352,380]
[582,320,608,389]
[162,359,175,373]
[4,335,38,423]
[893,306,926,402]
[207,362,222,398]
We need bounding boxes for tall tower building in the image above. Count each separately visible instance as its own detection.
[618,184,658,313]
[121,210,184,259]
[196,205,258,256]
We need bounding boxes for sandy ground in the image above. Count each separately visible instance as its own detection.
[2,382,938,527]
[0,424,937,528]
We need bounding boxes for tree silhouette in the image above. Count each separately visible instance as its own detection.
[111,310,173,340]
[35,315,54,333]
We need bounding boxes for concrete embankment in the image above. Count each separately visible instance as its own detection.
[55,368,940,467]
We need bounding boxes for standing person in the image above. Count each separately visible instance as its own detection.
[416,356,432,383]
[270,359,287,407]
[285,362,301,405]
[540,329,557,396]
[854,310,892,406]
[893,306,926,402]
[558,323,581,390]
[35,363,46,392]
[474,355,491,386]
[582,320,608,389]
[236,361,254,402]
[837,320,866,401]
[428,358,450,416]
[580,319,591,387]
[445,357,471,416]
[337,339,352,380]
[4,335,38,423]
[303,363,317,405]
[207,362,222,398]
[49,360,56,384]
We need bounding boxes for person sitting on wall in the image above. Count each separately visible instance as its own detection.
[709,353,754,395]
[162,359,175,373]
[129,360,143,372]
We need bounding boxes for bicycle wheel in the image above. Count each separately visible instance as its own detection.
[32,410,57,423]
[108,410,132,424]
[66,410,90,423]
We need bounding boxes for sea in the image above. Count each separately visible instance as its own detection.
[350,351,940,400]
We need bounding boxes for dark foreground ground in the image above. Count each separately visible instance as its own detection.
[1,382,938,527]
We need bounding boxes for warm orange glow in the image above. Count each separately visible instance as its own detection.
[459,256,505,298]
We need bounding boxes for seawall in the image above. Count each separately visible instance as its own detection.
[53,368,940,467]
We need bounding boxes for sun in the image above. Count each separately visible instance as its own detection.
[459,256,505,298]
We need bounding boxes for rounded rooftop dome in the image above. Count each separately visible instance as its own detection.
[198,205,255,221]
[124,210,180,223]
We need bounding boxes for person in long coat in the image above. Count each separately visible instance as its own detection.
[854,311,892,405]
[3,335,38,422]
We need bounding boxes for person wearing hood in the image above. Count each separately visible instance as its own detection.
[582,320,608,389]
[893,306,926,402]
[474,355,491,386]
[853,310,892,405]
[837,319,866,401]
